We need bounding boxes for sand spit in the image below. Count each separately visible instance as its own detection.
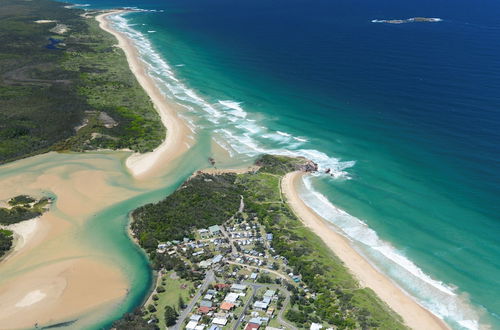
[96,11,192,179]
[281,171,449,330]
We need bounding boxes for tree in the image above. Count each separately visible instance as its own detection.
[178,296,185,309]
[164,306,178,326]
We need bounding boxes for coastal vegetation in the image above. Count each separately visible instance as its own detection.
[125,155,405,329]
[0,0,164,164]
[0,195,50,225]
[0,229,14,258]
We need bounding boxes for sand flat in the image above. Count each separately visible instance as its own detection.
[0,155,139,328]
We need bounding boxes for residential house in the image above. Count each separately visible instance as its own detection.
[212,317,228,326]
[230,284,247,292]
[208,225,221,236]
[186,321,198,330]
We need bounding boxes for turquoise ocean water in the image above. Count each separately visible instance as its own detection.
[65,1,500,329]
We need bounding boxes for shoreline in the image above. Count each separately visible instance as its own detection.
[96,10,192,179]
[0,217,39,262]
[281,171,449,330]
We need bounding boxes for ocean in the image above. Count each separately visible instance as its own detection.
[68,0,500,328]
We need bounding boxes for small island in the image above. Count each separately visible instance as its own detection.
[372,17,442,24]
[0,195,51,258]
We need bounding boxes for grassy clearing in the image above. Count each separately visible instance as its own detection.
[145,271,194,329]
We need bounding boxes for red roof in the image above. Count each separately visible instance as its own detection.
[197,306,214,314]
[245,323,260,330]
[220,302,235,310]
[214,283,230,290]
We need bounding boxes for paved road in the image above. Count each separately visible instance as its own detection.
[172,270,215,330]
[233,283,259,330]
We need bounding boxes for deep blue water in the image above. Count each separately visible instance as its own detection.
[68,0,499,328]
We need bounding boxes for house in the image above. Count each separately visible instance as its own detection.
[214,283,230,290]
[208,225,221,236]
[266,307,275,316]
[253,301,269,310]
[198,306,215,314]
[209,326,222,330]
[266,233,273,241]
[212,254,223,264]
[230,284,247,292]
[249,318,263,325]
[245,323,260,330]
[199,260,212,268]
[250,273,258,280]
[220,302,235,311]
[212,317,228,326]
[263,290,276,298]
[186,321,198,330]
[198,228,210,238]
[204,294,214,301]
[200,300,213,308]
[310,323,323,330]
[195,326,205,330]
[190,314,202,322]
[224,292,240,303]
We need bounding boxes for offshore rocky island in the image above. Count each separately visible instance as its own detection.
[372,17,442,24]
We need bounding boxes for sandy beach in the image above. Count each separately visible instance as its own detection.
[281,171,449,330]
[96,10,192,179]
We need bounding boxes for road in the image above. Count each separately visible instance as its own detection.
[172,270,215,330]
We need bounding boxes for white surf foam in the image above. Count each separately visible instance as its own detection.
[301,175,482,329]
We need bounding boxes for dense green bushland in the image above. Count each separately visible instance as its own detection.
[0,0,164,164]
[131,173,243,251]
[0,229,13,258]
[128,155,406,329]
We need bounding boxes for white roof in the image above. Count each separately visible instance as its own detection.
[195,326,205,330]
[310,323,323,330]
[231,283,247,291]
[249,317,263,325]
[190,314,202,321]
[224,292,240,303]
[186,321,198,330]
[253,301,269,309]
[212,317,228,326]
[264,290,276,297]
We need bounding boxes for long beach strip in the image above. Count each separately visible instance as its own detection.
[96,10,192,179]
[282,172,449,330]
